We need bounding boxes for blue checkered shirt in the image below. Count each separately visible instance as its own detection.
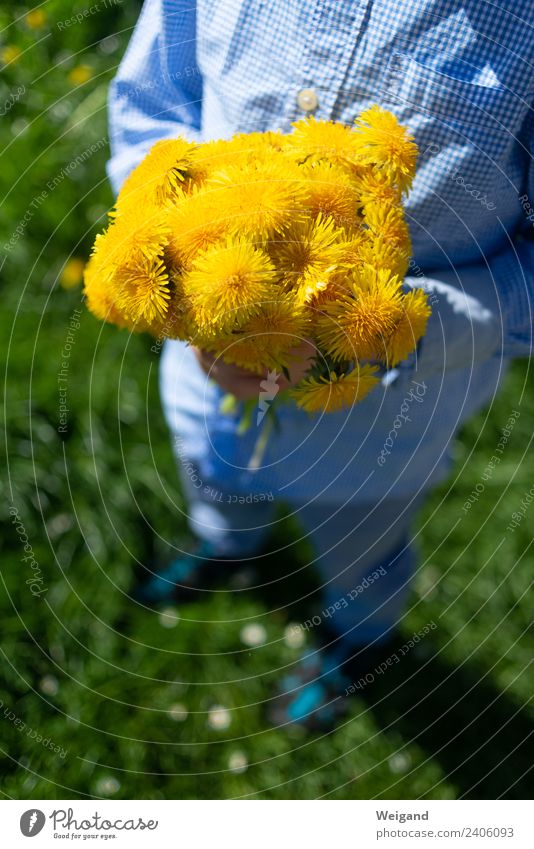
[107,0,534,503]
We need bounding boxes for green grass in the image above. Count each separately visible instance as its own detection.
[1,1,533,800]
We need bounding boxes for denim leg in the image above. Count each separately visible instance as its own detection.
[176,463,277,557]
[294,494,425,645]
[160,339,277,557]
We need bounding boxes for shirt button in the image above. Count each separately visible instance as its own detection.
[297,88,319,112]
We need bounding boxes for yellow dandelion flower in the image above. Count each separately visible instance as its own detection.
[291,364,380,413]
[117,138,198,209]
[384,288,431,366]
[364,203,411,249]
[237,129,287,152]
[212,296,310,372]
[193,131,287,174]
[244,297,310,366]
[206,159,303,239]
[183,237,278,334]
[352,263,404,294]
[219,342,268,374]
[356,234,410,279]
[68,64,93,86]
[96,205,170,268]
[190,138,236,172]
[83,114,420,376]
[114,254,171,323]
[293,265,353,310]
[60,257,85,289]
[353,106,417,192]
[300,160,360,228]
[26,9,46,28]
[149,269,194,340]
[271,214,346,289]
[289,116,360,167]
[353,170,402,210]
[84,259,134,330]
[1,45,22,65]
[317,268,404,361]
[339,231,366,269]
[85,207,170,325]
[166,188,229,267]
[293,272,331,306]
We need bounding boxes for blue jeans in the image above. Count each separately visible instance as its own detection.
[172,453,424,647]
[160,340,432,647]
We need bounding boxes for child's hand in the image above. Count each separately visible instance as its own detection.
[192,340,316,401]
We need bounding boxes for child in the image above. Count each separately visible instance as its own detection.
[107,0,532,728]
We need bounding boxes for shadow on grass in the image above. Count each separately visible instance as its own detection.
[354,645,534,799]
[255,517,534,799]
[136,510,534,799]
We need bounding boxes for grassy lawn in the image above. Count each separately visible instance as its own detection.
[1,1,533,800]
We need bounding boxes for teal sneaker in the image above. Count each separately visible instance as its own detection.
[135,540,258,604]
[267,632,395,731]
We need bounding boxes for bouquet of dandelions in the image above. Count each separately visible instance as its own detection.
[84,107,429,459]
